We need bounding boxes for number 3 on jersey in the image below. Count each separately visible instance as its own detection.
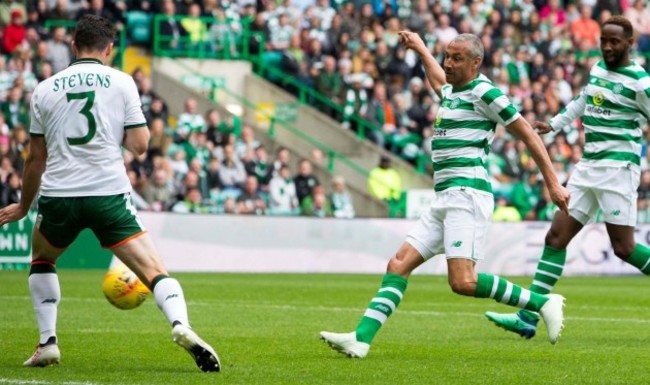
[66,91,96,145]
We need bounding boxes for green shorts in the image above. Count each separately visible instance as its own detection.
[36,193,145,249]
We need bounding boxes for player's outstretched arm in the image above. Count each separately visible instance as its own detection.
[507,117,570,214]
[124,126,150,156]
[0,136,47,226]
[399,31,445,99]
[534,89,587,134]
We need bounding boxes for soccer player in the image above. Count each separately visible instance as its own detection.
[0,15,220,372]
[319,32,571,358]
[485,16,650,338]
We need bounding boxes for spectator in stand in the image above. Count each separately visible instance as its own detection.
[218,144,247,191]
[294,158,319,204]
[301,184,332,217]
[3,10,25,55]
[268,164,299,215]
[76,0,117,22]
[237,175,266,215]
[570,5,601,49]
[142,168,175,211]
[205,109,230,147]
[366,81,395,147]
[342,73,368,130]
[0,0,26,27]
[205,156,222,195]
[145,97,169,126]
[626,0,650,52]
[138,76,160,116]
[2,86,27,130]
[272,146,290,177]
[245,144,273,189]
[159,0,187,51]
[176,97,205,143]
[269,12,294,51]
[330,175,354,219]
[235,124,260,159]
[45,26,71,74]
[314,55,343,116]
[180,3,206,50]
[368,155,401,201]
[172,187,213,214]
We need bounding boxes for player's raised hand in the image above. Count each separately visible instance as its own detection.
[398,31,426,54]
[0,203,27,227]
[548,184,570,215]
[533,121,553,135]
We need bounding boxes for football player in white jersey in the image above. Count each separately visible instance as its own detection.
[319,32,570,358]
[486,16,650,338]
[0,15,220,372]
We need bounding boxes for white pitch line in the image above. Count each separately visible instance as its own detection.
[0,379,113,385]
[3,295,650,324]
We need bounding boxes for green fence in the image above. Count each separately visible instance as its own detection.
[44,20,126,70]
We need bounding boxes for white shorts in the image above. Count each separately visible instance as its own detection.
[567,164,639,226]
[406,188,494,261]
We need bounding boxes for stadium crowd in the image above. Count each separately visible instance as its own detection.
[1,0,650,221]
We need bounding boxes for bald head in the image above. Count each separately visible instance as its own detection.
[449,34,484,64]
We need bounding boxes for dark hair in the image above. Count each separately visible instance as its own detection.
[73,15,116,53]
[603,16,634,38]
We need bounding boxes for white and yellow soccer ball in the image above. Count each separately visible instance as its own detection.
[102,263,150,310]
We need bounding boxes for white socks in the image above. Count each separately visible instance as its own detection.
[29,273,61,345]
[153,277,190,327]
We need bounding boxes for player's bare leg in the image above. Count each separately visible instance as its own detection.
[112,234,221,372]
[606,223,650,274]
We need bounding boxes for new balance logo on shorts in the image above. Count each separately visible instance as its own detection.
[451,241,462,247]
[611,210,621,216]
[165,294,178,301]
[41,298,57,304]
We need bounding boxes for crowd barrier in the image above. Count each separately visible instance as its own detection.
[1,212,645,276]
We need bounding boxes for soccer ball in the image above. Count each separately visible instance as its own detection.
[102,263,150,310]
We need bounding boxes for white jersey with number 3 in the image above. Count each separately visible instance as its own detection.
[30,58,146,197]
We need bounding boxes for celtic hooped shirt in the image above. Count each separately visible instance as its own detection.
[549,60,650,171]
[431,73,521,195]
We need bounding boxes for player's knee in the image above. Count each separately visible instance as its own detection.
[545,229,567,249]
[448,278,476,296]
[612,241,635,260]
[386,255,409,276]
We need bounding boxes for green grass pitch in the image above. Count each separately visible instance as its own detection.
[0,271,649,385]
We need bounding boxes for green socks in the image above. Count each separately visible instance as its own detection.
[355,273,408,344]
[475,273,549,312]
[626,243,650,275]
[530,245,567,294]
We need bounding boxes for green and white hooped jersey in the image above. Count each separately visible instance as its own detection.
[30,58,147,197]
[432,74,521,195]
[549,60,650,171]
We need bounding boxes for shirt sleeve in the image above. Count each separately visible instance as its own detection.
[473,83,521,126]
[636,77,650,124]
[548,88,587,132]
[29,88,44,136]
[124,76,147,129]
